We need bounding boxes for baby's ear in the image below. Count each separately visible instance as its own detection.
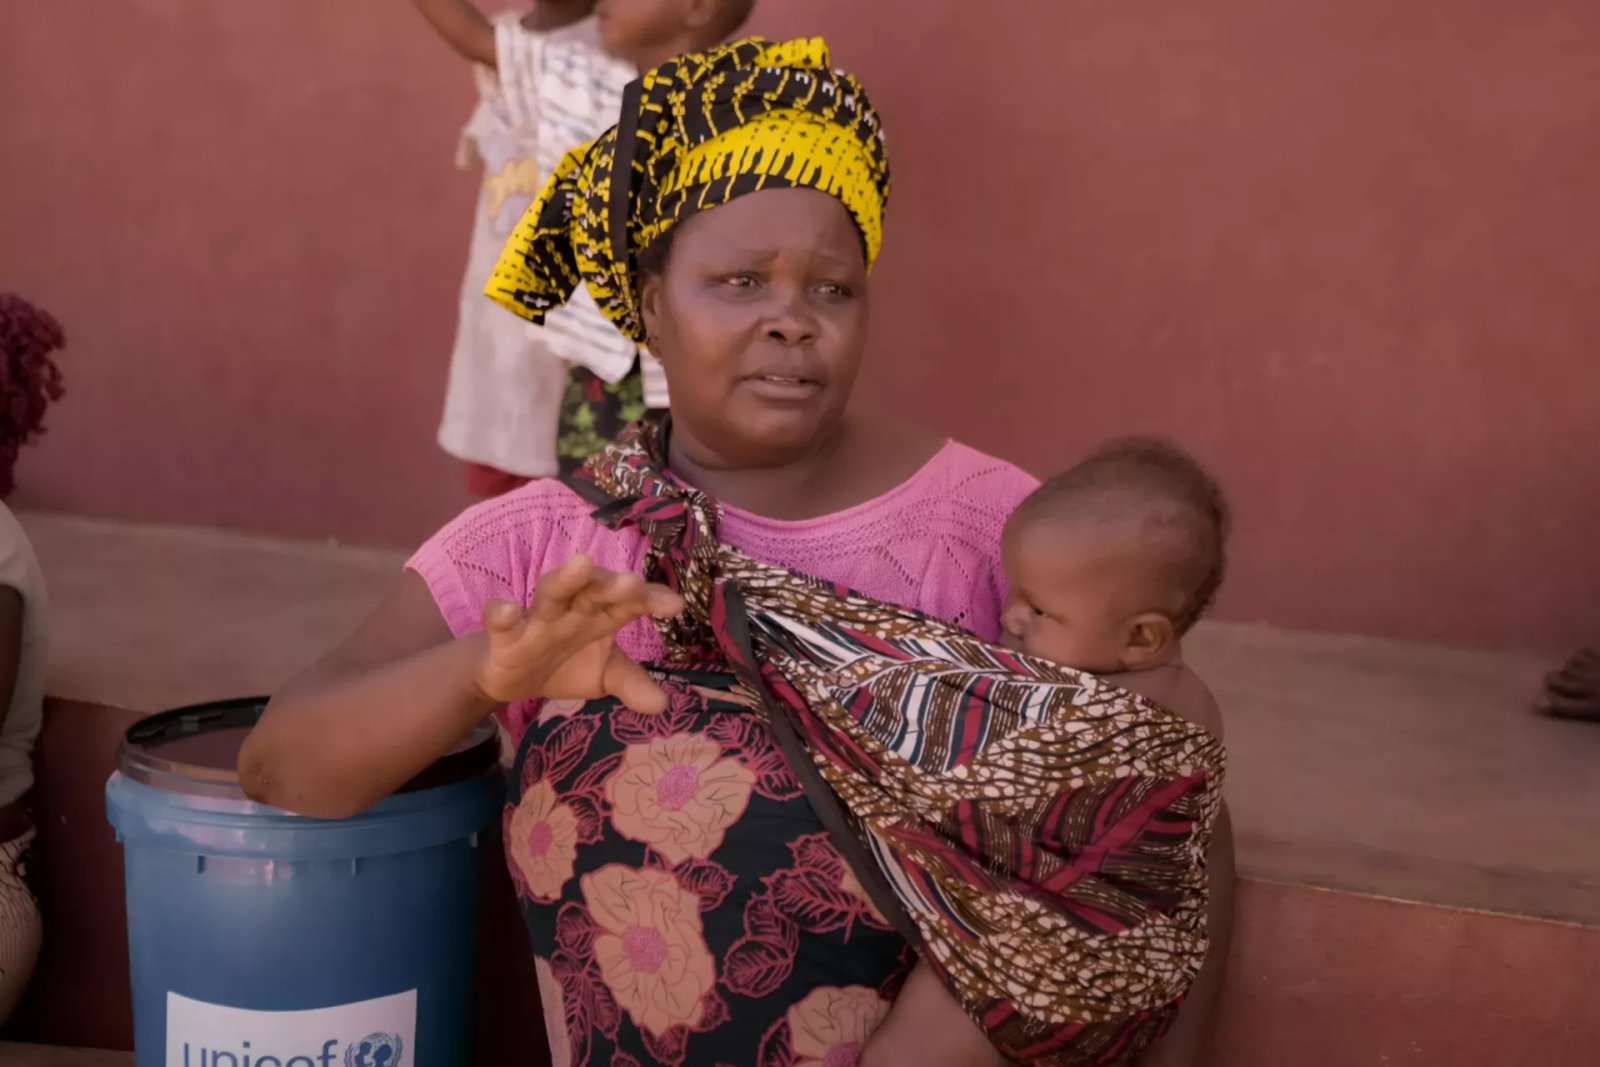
[1120,612,1176,671]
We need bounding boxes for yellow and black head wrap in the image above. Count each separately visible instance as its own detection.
[485,37,891,344]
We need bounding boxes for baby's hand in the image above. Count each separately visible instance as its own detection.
[472,554,683,712]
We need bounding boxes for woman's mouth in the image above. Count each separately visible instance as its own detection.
[743,374,822,402]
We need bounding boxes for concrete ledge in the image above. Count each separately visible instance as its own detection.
[21,509,1600,928]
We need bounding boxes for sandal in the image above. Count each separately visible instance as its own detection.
[1534,647,1600,721]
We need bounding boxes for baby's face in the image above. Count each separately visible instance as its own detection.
[999,516,1150,674]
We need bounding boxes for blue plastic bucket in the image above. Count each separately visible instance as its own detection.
[105,697,502,1067]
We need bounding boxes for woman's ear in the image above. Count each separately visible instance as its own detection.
[1119,612,1176,671]
[640,272,664,351]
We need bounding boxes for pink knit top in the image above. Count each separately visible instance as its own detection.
[408,440,1038,736]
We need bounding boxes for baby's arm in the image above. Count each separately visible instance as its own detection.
[412,0,496,67]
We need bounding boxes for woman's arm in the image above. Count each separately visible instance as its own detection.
[239,557,680,819]
[862,809,1235,1067]
[860,959,1005,1067]
[1138,804,1235,1067]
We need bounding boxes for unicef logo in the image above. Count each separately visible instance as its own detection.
[345,1034,403,1067]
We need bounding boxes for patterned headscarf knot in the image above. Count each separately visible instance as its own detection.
[484,36,892,344]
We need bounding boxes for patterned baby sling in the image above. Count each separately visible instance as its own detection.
[571,421,1227,1066]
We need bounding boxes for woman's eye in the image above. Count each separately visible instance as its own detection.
[722,274,760,289]
[814,281,852,298]
[1032,605,1050,619]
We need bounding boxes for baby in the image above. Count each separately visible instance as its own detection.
[1000,436,1230,731]
[871,437,1232,1064]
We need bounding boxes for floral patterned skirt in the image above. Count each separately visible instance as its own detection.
[505,669,913,1067]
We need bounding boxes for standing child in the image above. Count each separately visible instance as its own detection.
[414,0,755,494]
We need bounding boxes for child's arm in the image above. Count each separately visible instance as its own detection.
[413,1,597,69]
[412,0,497,67]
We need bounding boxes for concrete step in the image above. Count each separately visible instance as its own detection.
[23,510,1600,925]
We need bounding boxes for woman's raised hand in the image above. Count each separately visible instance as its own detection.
[472,554,684,713]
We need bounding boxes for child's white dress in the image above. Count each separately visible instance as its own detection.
[437,15,637,479]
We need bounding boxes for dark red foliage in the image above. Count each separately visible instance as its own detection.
[0,292,67,497]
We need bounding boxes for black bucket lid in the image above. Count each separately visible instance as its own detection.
[118,696,499,800]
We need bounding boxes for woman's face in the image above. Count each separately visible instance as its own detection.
[640,187,870,469]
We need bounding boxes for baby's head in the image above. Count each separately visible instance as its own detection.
[595,0,755,70]
[1001,437,1230,675]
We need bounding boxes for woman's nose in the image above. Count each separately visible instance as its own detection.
[764,288,818,346]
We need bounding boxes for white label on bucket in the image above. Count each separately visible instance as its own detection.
[165,990,416,1067]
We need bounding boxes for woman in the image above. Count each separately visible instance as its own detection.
[243,39,1229,1066]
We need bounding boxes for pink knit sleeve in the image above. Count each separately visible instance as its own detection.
[405,482,572,638]
[405,480,658,648]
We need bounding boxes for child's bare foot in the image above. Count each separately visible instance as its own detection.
[1535,647,1600,720]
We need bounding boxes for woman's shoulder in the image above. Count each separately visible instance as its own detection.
[843,418,1038,516]
[923,439,1041,504]
[406,478,648,635]
[421,478,595,555]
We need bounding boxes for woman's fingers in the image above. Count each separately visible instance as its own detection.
[482,598,525,636]
[529,554,596,620]
[603,648,670,715]
[541,563,684,629]
[643,584,685,618]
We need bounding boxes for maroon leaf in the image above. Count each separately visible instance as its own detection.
[641,1023,689,1067]
[752,762,802,801]
[788,832,844,876]
[519,748,546,790]
[695,989,731,1033]
[745,892,800,947]
[722,895,798,998]
[611,1055,643,1067]
[571,750,625,796]
[542,715,602,784]
[567,793,604,844]
[756,1017,800,1067]
[592,970,621,1039]
[704,714,761,750]
[769,867,858,934]
[611,703,698,745]
[559,961,591,1066]
[675,859,738,911]
[554,902,597,958]
[723,934,795,998]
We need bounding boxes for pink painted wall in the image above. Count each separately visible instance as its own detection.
[3,1,1597,649]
